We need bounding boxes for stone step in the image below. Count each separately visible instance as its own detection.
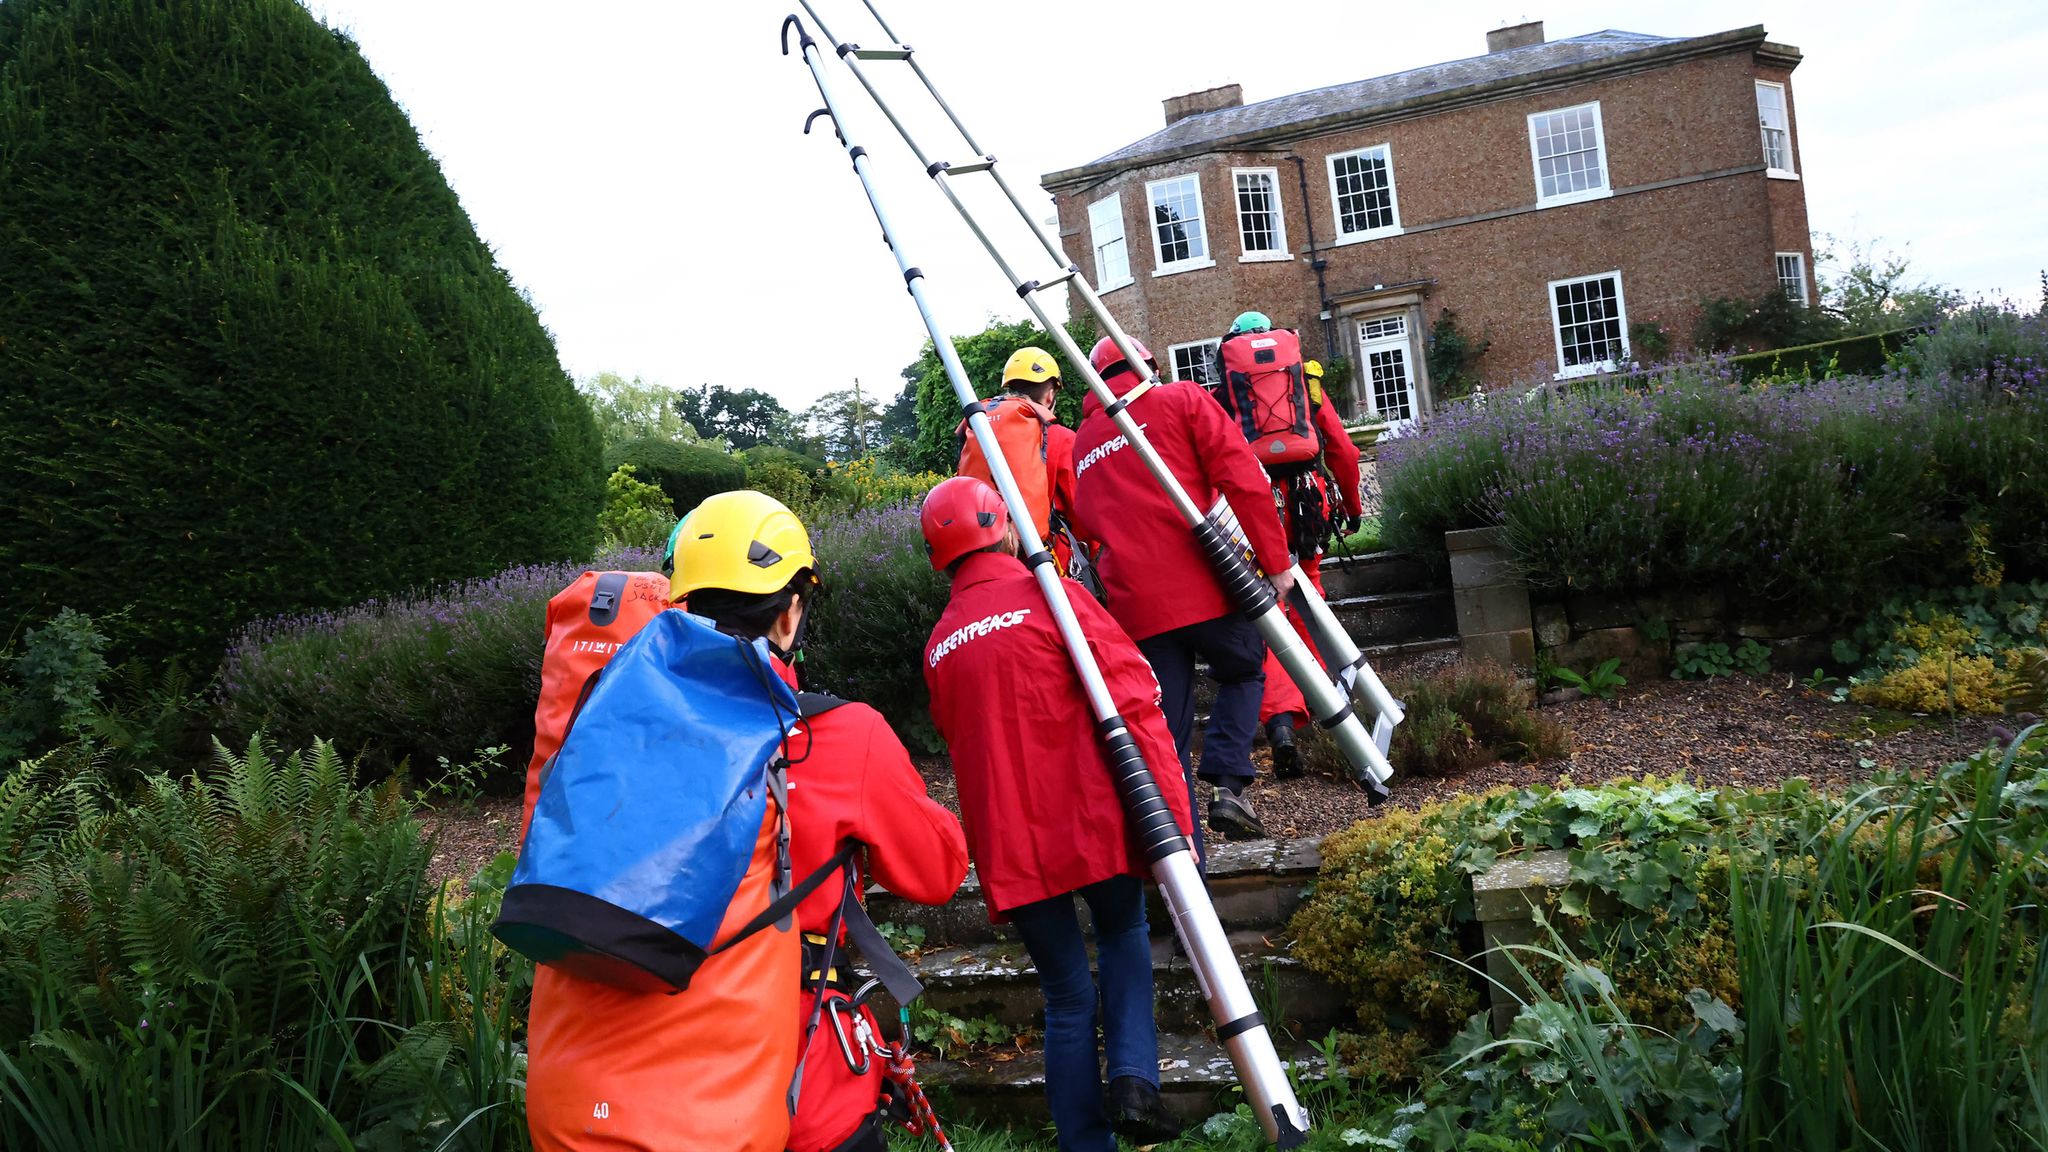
[919,1030,1328,1127]
[867,838,1323,950]
[867,926,1346,1038]
[1330,589,1457,645]
[1318,550,1441,600]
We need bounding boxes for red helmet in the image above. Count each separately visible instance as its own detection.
[920,475,1010,571]
[1088,335,1154,382]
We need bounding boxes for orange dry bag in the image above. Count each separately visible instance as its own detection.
[520,570,670,838]
[956,395,1056,538]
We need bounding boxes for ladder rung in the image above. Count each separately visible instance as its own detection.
[850,47,912,61]
[944,159,994,175]
[1015,269,1078,298]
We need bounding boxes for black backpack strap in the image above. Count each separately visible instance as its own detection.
[797,691,851,717]
[715,841,858,957]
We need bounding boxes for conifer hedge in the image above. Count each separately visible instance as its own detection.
[0,0,602,668]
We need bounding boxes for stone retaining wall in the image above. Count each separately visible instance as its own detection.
[1533,586,1832,678]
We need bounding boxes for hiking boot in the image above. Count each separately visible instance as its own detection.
[1207,790,1266,841]
[1107,1075,1182,1144]
[1267,718,1302,780]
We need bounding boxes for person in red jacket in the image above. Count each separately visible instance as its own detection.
[919,476,1193,1152]
[955,346,1081,570]
[523,491,968,1152]
[1068,336,1294,847]
[1248,357,1366,778]
[783,684,969,1152]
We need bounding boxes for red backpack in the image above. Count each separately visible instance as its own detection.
[1216,327,1319,467]
[956,395,1056,538]
[519,569,671,838]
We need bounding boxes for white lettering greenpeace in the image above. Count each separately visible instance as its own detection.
[927,608,1032,667]
[1073,422,1147,480]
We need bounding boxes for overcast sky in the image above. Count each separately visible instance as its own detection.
[306,0,2045,415]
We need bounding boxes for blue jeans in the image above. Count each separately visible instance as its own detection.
[1006,876,1158,1152]
[1138,613,1267,867]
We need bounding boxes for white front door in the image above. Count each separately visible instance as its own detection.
[1358,315,1418,433]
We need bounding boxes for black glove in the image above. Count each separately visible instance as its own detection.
[1330,512,1361,543]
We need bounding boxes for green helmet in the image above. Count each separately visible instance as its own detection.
[1230,311,1272,335]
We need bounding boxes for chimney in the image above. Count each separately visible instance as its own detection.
[1163,84,1243,127]
[1486,20,1544,53]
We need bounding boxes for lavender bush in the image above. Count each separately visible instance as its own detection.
[1381,337,2047,612]
[800,500,952,751]
[218,546,662,774]
[219,500,959,773]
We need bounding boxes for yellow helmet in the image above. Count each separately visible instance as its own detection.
[1000,346,1060,389]
[1303,359,1325,379]
[664,490,817,603]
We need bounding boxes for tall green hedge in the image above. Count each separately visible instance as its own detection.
[0,0,602,668]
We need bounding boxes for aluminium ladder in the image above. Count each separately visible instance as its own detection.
[782,14,1314,1146]
[781,0,1405,786]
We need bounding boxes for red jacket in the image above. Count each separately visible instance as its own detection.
[922,552,1195,918]
[1069,380,1291,641]
[1314,401,1364,519]
[785,698,968,933]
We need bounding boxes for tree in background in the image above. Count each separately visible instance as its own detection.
[580,372,704,448]
[1817,234,1962,334]
[806,382,887,462]
[676,384,801,451]
[903,315,1097,473]
[0,0,601,669]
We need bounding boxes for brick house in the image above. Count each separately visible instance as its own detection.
[1041,21,1813,426]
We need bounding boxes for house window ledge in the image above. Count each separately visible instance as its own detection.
[1151,258,1217,278]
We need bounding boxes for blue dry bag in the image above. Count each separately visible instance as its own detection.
[493,609,805,992]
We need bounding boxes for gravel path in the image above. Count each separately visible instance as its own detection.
[418,674,2000,884]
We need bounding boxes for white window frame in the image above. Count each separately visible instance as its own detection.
[1777,252,1809,306]
[1144,173,1215,276]
[1167,338,1223,387]
[1755,80,1798,180]
[1527,101,1612,208]
[1087,193,1132,293]
[1325,144,1404,245]
[1230,167,1292,262]
[1547,270,1630,379]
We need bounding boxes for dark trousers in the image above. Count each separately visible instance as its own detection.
[1007,876,1157,1152]
[1137,613,1265,861]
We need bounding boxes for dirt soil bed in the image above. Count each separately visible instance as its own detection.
[1249,675,2001,841]
[419,675,2000,885]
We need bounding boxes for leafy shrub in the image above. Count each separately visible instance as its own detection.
[596,465,676,553]
[1692,290,1837,353]
[812,457,948,515]
[1387,662,1568,778]
[218,546,662,775]
[800,502,952,750]
[0,608,110,765]
[741,443,831,478]
[0,0,602,669]
[603,437,748,517]
[1834,583,2048,715]
[1380,364,2048,614]
[0,737,529,1149]
[745,460,818,516]
[1424,309,1490,402]
[1292,777,1745,1080]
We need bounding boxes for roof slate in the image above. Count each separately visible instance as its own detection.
[1059,29,1722,180]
